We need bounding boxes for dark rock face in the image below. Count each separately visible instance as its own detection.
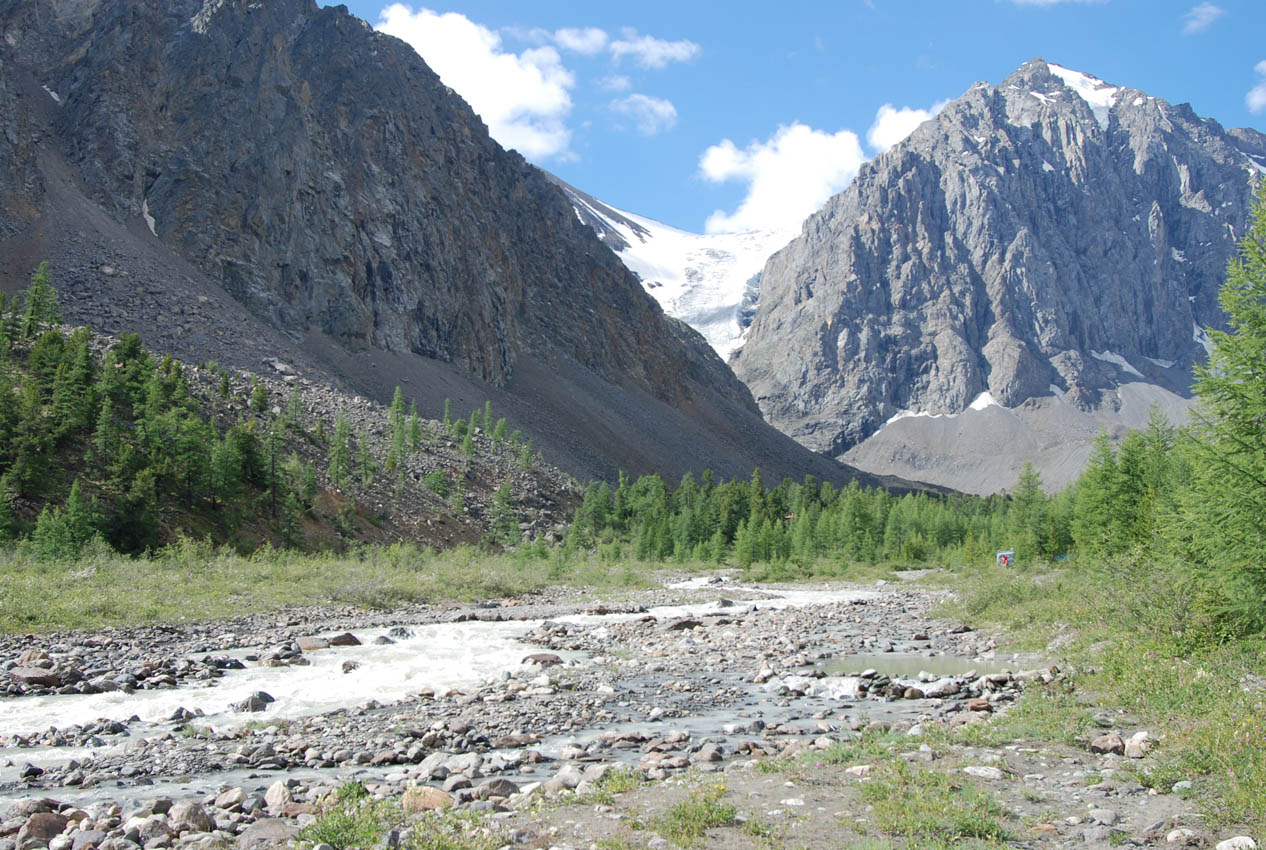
[0,0,746,408]
[0,0,887,487]
[734,58,1265,457]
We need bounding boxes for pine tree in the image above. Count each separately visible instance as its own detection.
[327,412,351,488]
[490,478,519,545]
[19,262,62,340]
[1183,184,1266,630]
[407,401,421,450]
[356,426,374,488]
[249,382,269,414]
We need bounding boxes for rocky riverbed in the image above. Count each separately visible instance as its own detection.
[1,577,1257,850]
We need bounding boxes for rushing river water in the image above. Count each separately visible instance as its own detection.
[1,582,880,739]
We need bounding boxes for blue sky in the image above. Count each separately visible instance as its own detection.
[336,0,1265,234]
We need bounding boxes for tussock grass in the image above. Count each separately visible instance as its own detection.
[955,560,1266,831]
[651,783,737,847]
[0,538,657,633]
[858,761,1011,846]
[298,782,501,850]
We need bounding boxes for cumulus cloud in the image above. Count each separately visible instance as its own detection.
[377,4,575,159]
[554,27,608,55]
[610,94,678,136]
[699,124,866,234]
[866,101,947,153]
[610,28,701,69]
[1182,2,1224,34]
[1248,60,1266,114]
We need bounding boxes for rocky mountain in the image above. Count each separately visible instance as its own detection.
[0,0,880,489]
[545,174,791,359]
[733,58,1266,493]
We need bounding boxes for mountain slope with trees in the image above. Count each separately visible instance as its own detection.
[0,0,878,489]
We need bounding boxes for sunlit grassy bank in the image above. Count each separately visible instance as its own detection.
[947,559,1266,831]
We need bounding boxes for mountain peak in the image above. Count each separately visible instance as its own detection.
[733,58,1265,493]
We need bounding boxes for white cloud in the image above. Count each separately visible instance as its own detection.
[610,28,700,69]
[866,101,947,153]
[377,4,575,159]
[1248,60,1266,114]
[554,27,608,55]
[598,74,633,92]
[699,123,866,234]
[610,94,678,136]
[1181,2,1224,34]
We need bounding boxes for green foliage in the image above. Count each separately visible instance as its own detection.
[653,783,737,847]
[407,401,421,450]
[328,413,351,488]
[19,262,62,340]
[859,761,1011,843]
[249,382,268,413]
[567,466,1069,571]
[489,478,519,546]
[423,469,451,498]
[1182,184,1266,632]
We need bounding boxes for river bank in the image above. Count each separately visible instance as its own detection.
[1,573,1258,850]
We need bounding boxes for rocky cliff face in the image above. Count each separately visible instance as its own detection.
[0,0,749,408]
[734,59,1266,463]
[0,0,879,487]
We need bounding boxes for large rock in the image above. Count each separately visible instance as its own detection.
[166,801,214,834]
[400,787,453,813]
[10,668,61,688]
[16,813,68,850]
[235,819,296,850]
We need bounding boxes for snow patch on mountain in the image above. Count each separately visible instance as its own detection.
[1048,64,1120,130]
[544,173,792,358]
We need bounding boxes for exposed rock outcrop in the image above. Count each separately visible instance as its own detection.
[735,58,1264,465]
[0,0,878,487]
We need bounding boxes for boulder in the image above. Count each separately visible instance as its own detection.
[400,788,453,813]
[212,788,245,812]
[167,802,214,833]
[17,813,68,850]
[1089,733,1125,755]
[263,781,291,812]
[295,637,330,651]
[10,668,61,688]
[235,820,296,850]
[328,633,361,647]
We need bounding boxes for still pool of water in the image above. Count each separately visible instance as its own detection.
[817,653,1013,678]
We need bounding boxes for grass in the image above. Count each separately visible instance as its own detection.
[652,782,738,847]
[298,782,501,850]
[582,766,643,806]
[952,560,1266,832]
[0,539,661,633]
[857,761,1012,846]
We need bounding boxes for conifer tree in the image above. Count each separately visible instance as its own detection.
[19,262,62,340]
[327,412,351,488]
[1183,184,1266,630]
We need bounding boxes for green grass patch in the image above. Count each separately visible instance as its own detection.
[858,761,1011,846]
[0,540,659,633]
[298,782,500,850]
[952,561,1266,832]
[653,782,738,847]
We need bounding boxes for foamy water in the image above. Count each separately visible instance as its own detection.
[1,581,877,738]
